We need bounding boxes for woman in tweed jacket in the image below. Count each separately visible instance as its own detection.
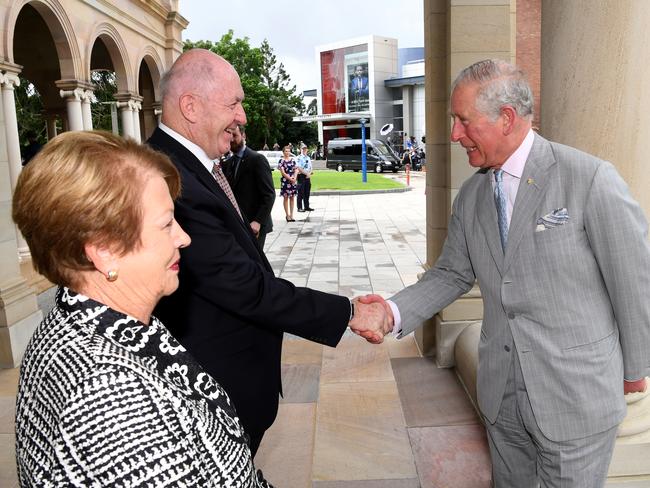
[12,131,272,487]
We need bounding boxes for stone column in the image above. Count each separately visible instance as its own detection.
[0,66,42,369]
[131,99,142,143]
[58,88,84,131]
[154,106,162,126]
[56,80,94,133]
[541,1,650,482]
[1,68,30,259]
[421,0,513,360]
[115,96,135,140]
[81,89,93,131]
[45,111,58,140]
[402,85,412,140]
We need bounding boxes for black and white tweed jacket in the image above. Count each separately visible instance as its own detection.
[15,287,272,487]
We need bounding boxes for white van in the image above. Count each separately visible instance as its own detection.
[257,150,283,171]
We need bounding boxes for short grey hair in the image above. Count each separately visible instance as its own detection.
[452,59,534,121]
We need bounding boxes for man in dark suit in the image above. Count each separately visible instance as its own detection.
[222,125,275,250]
[148,49,391,456]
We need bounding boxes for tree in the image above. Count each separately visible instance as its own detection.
[14,78,46,147]
[184,32,317,149]
[90,70,118,132]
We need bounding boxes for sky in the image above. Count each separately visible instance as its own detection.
[179,0,424,97]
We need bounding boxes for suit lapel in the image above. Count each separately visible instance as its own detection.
[503,134,556,272]
[148,128,252,235]
[477,171,506,273]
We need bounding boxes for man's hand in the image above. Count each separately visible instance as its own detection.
[624,378,647,395]
[250,221,261,237]
[357,294,394,327]
[348,296,393,344]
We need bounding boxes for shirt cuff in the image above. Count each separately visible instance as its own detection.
[386,300,402,336]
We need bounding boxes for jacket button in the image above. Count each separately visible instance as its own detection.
[504,345,511,352]
[507,312,515,319]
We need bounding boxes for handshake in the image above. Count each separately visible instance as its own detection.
[348,294,395,344]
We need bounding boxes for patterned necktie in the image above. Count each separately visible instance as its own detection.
[212,161,243,220]
[494,169,508,250]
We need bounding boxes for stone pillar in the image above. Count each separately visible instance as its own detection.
[402,85,412,140]
[541,1,650,482]
[115,95,135,140]
[45,111,58,140]
[420,0,513,359]
[56,81,94,133]
[131,99,142,143]
[154,106,162,126]
[58,88,84,132]
[1,67,30,259]
[81,90,93,131]
[0,66,42,369]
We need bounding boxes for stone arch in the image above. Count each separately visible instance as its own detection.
[136,46,164,140]
[3,0,81,80]
[136,45,164,101]
[87,22,132,92]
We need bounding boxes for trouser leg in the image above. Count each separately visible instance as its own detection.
[297,178,305,209]
[303,178,311,210]
[511,352,618,488]
[486,354,538,488]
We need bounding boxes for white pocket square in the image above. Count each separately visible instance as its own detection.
[535,207,569,232]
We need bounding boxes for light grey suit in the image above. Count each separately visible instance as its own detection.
[391,134,650,480]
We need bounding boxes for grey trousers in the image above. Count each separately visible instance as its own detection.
[485,348,618,488]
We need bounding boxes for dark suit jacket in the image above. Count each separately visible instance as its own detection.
[222,146,275,235]
[148,128,350,438]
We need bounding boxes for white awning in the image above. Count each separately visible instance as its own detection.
[293,112,372,123]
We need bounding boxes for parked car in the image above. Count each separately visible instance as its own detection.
[257,150,283,171]
[326,138,402,173]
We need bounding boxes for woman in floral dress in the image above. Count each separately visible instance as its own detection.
[278,145,298,221]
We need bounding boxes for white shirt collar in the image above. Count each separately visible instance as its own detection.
[159,123,215,173]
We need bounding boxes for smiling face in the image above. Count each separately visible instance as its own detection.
[197,68,247,159]
[450,81,505,169]
[115,173,191,305]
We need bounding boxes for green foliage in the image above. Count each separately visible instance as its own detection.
[91,70,118,132]
[14,78,46,147]
[184,31,318,150]
[272,171,404,191]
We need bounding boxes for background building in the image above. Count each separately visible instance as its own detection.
[311,35,426,154]
[0,0,187,368]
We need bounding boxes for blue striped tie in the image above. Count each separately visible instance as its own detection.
[494,169,508,250]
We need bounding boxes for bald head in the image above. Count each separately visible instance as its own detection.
[159,49,247,159]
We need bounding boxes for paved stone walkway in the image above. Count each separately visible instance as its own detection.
[255,171,491,487]
[0,170,493,488]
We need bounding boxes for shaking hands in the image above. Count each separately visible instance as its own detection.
[348,294,395,344]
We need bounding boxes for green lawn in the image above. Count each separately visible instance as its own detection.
[272,170,404,191]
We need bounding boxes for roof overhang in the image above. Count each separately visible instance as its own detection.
[293,112,372,123]
[384,75,425,88]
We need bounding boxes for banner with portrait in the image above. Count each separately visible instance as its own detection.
[345,53,369,113]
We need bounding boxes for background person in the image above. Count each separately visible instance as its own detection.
[278,144,298,221]
[147,49,391,456]
[362,59,650,487]
[223,124,275,249]
[12,131,272,487]
[296,144,314,213]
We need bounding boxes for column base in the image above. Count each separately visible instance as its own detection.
[0,308,41,368]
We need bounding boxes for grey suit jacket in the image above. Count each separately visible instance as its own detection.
[391,134,650,442]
